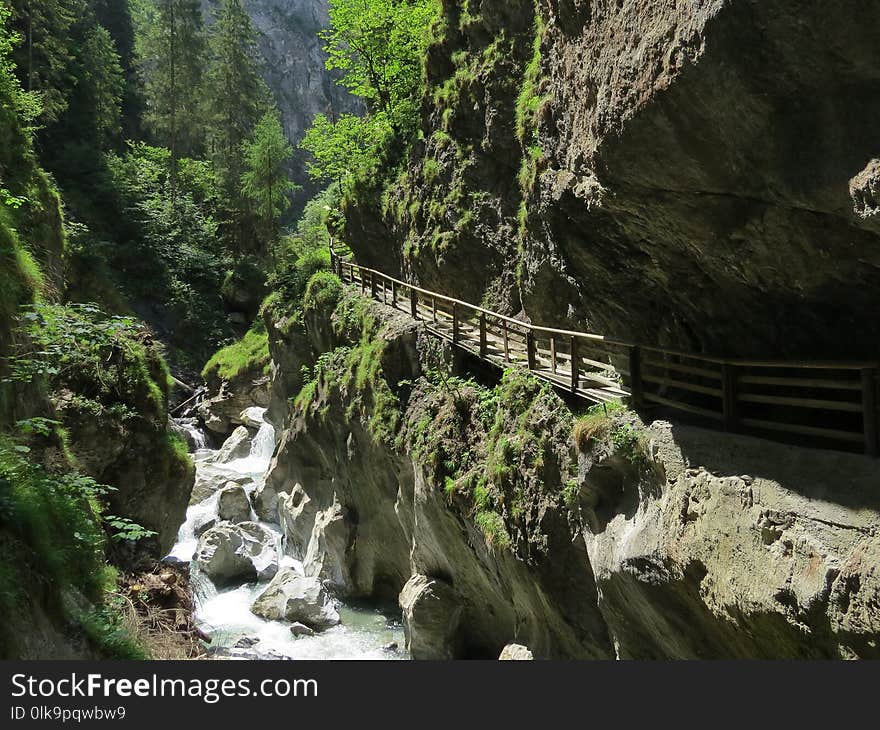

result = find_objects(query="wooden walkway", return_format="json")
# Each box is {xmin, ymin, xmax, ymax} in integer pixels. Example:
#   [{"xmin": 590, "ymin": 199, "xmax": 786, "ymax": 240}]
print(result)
[{"xmin": 330, "ymin": 247, "xmax": 880, "ymax": 456}]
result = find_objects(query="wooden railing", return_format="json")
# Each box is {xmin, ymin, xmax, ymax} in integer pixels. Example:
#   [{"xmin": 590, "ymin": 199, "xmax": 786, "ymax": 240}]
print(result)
[{"xmin": 329, "ymin": 247, "xmax": 880, "ymax": 456}]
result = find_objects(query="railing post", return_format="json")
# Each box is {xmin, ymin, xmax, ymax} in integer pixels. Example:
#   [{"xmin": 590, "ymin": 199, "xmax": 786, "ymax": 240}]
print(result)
[
  {"xmin": 550, "ymin": 336, "xmax": 557, "ymax": 374},
  {"xmin": 629, "ymin": 346, "xmax": 643, "ymax": 408},
  {"xmin": 370, "ymin": 272, "xmax": 377, "ymax": 300},
  {"xmin": 410, "ymin": 287, "xmax": 418, "ymax": 320},
  {"xmin": 479, "ymin": 313, "xmax": 487, "ymax": 357},
  {"xmin": 381, "ymin": 278, "xmax": 387, "ymax": 305},
  {"xmin": 391, "ymin": 280, "xmax": 397, "ymax": 308},
  {"xmin": 502, "ymin": 321, "xmax": 510, "ymax": 363},
  {"xmin": 570, "ymin": 336, "xmax": 579, "ymax": 393},
  {"xmin": 452, "ymin": 302, "xmax": 459, "ymax": 344},
  {"xmin": 862, "ymin": 368, "xmax": 878, "ymax": 457},
  {"xmin": 432, "ymin": 295, "xmax": 437, "ymax": 322},
  {"xmin": 360, "ymin": 268, "xmax": 366, "ymax": 294},
  {"xmin": 526, "ymin": 330, "xmax": 537, "ymax": 371},
  {"xmin": 722, "ymin": 363, "xmax": 739, "ymax": 432}
]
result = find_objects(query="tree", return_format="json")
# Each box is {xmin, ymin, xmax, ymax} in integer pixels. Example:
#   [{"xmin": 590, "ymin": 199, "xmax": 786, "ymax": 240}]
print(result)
[
  {"xmin": 77, "ymin": 25, "xmax": 123, "ymax": 150},
  {"xmin": 92, "ymin": 0, "xmax": 142, "ymax": 138},
  {"xmin": 205, "ymin": 0, "xmax": 268, "ymax": 254},
  {"xmin": 322, "ymin": 0, "xmax": 437, "ymax": 134},
  {"xmin": 139, "ymin": 0, "xmax": 206, "ymax": 211},
  {"xmin": 8, "ymin": 0, "xmax": 83, "ymax": 125},
  {"xmin": 241, "ymin": 109, "xmax": 298, "ymax": 261},
  {"xmin": 300, "ymin": 111, "xmax": 390, "ymax": 188}
]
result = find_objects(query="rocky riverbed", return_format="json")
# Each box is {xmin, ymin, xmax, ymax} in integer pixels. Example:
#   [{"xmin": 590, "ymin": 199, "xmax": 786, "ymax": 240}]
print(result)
[{"xmin": 167, "ymin": 408, "xmax": 404, "ymax": 660}]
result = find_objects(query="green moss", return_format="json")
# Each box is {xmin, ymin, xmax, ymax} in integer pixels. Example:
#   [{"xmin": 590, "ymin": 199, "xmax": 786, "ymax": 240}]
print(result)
[
  {"xmin": 515, "ymin": 11, "xmax": 549, "ymax": 145},
  {"xmin": 573, "ymin": 402, "xmax": 649, "ymax": 466},
  {"xmin": 201, "ymin": 325, "xmax": 270, "ymax": 384},
  {"xmin": 302, "ymin": 271, "xmax": 343, "ymax": 315}
]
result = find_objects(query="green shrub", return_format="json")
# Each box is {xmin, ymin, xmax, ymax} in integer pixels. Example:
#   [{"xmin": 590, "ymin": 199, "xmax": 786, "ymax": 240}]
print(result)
[{"xmin": 302, "ymin": 271, "xmax": 343, "ymax": 315}]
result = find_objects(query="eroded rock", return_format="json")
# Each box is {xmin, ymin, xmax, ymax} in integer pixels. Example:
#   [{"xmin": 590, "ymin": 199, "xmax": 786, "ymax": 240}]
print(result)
[
  {"xmin": 195, "ymin": 522, "xmax": 279, "ymax": 586},
  {"xmin": 217, "ymin": 485, "xmax": 252, "ymax": 523},
  {"xmin": 303, "ymin": 502, "xmax": 352, "ymax": 593},
  {"xmin": 399, "ymin": 574, "xmax": 462, "ymax": 660},
  {"xmin": 499, "ymin": 644, "xmax": 534, "ymax": 660},
  {"xmin": 251, "ymin": 568, "xmax": 340, "ymax": 630}
]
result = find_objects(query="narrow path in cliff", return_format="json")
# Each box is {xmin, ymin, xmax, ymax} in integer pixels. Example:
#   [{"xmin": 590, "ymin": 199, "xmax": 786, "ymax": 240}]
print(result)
[{"xmin": 167, "ymin": 409, "xmax": 404, "ymax": 660}]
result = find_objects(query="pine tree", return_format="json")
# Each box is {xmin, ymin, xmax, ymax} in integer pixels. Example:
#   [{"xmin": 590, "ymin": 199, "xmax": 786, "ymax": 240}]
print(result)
[
  {"xmin": 8, "ymin": 0, "xmax": 84, "ymax": 125},
  {"xmin": 140, "ymin": 0, "xmax": 205, "ymax": 209},
  {"xmin": 77, "ymin": 24, "xmax": 123, "ymax": 150},
  {"xmin": 205, "ymin": 0, "xmax": 268, "ymax": 255},
  {"xmin": 91, "ymin": 0, "xmax": 142, "ymax": 139},
  {"xmin": 241, "ymin": 109, "xmax": 297, "ymax": 261}
]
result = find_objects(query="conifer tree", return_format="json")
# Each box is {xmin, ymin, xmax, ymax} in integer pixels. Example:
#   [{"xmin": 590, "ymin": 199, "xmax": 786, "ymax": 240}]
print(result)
[
  {"xmin": 241, "ymin": 109, "xmax": 297, "ymax": 261},
  {"xmin": 140, "ymin": 0, "xmax": 205, "ymax": 209},
  {"xmin": 205, "ymin": 0, "xmax": 268, "ymax": 255}
]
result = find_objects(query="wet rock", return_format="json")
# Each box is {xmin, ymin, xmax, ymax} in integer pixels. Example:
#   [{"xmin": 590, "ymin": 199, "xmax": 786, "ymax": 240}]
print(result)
[
  {"xmin": 383, "ymin": 642, "xmax": 399, "ymax": 653},
  {"xmin": 303, "ymin": 502, "xmax": 352, "ymax": 592},
  {"xmin": 217, "ymin": 485, "xmax": 252, "ymax": 523},
  {"xmin": 290, "ymin": 622, "xmax": 315, "ymax": 638},
  {"xmin": 234, "ymin": 636, "xmax": 259, "ymax": 649},
  {"xmin": 499, "ymin": 644, "xmax": 534, "ymax": 660},
  {"xmin": 193, "ymin": 515, "xmax": 217, "ymax": 538},
  {"xmin": 213, "ymin": 426, "xmax": 253, "ymax": 464},
  {"xmin": 399, "ymin": 574, "xmax": 462, "ymax": 660},
  {"xmin": 199, "ymin": 381, "xmax": 270, "ymax": 437},
  {"xmin": 251, "ymin": 568, "xmax": 340, "ymax": 631},
  {"xmin": 190, "ymin": 466, "xmax": 251, "ymax": 505},
  {"xmin": 195, "ymin": 522, "xmax": 279, "ymax": 587}
]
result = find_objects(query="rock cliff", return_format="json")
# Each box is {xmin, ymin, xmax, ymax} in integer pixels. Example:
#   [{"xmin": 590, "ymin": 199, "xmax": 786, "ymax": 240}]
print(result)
[
  {"xmin": 259, "ymin": 288, "xmax": 880, "ymax": 658},
  {"xmin": 343, "ymin": 0, "xmax": 880, "ymax": 359}
]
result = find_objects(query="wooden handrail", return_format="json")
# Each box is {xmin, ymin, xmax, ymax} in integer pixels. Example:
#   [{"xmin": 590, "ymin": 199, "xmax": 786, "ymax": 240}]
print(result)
[{"xmin": 328, "ymin": 247, "xmax": 880, "ymax": 455}]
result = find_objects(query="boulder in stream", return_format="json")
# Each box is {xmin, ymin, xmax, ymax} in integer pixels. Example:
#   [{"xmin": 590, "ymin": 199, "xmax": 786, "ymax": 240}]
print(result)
[
  {"xmin": 213, "ymin": 426, "xmax": 253, "ymax": 464},
  {"xmin": 217, "ymin": 485, "xmax": 252, "ymax": 523},
  {"xmin": 251, "ymin": 568, "xmax": 340, "ymax": 630},
  {"xmin": 195, "ymin": 522, "xmax": 279, "ymax": 586},
  {"xmin": 190, "ymin": 467, "xmax": 251, "ymax": 505}
]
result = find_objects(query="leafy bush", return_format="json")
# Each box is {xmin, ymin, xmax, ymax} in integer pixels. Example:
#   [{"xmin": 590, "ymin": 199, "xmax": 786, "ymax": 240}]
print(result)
[{"xmin": 5, "ymin": 303, "xmax": 169, "ymax": 419}]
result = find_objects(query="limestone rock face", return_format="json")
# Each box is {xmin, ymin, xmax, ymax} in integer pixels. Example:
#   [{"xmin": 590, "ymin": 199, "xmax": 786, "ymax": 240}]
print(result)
[
  {"xmin": 303, "ymin": 502, "xmax": 353, "ymax": 593},
  {"xmin": 399, "ymin": 575, "xmax": 463, "ymax": 661},
  {"xmin": 259, "ymin": 293, "xmax": 880, "ymax": 658},
  {"xmin": 250, "ymin": 568, "xmax": 340, "ymax": 630},
  {"xmin": 277, "ymin": 483, "xmax": 318, "ymax": 559},
  {"xmin": 499, "ymin": 644, "xmax": 534, "ymax": 661},
  {"xmin": 195, "ymin": 522, "xmax": 279, "ymax": 586},
  {"xmin": 199, "ymin": 380, "xmax": 270, "ymax": 437},
  {"xmin": 217, "ymin": 485, "xmax": 252, "ymax": 523}
]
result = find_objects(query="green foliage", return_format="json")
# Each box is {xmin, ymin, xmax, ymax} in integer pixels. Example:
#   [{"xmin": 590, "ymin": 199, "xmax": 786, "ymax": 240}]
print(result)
[
  {"xmin": 300, "ymin": 112, "xmax": 393, "ymax": 189},
  {"xmin": 241, "ymin": 109, "xmax": 298, "ymax": 256},
  {"xmin": 302, "ymin": 0, "xmax": 439, "ymax": 191},
  {"xmin": 323, "ymin": 0, "xmax": 438, "ymax": 132},
  {"xmin": 137, "ymin": 0, "xmax": 206, "ymax": 159},
  {"xmin": 4, "ymin": 302, "xmax": 168, "ymax": 419},
  {"xmin": 70, "ymin": 141, "xmax": 232, "ymax": 368},
  {"xmin": 201, "ymin": 323, "xmax": 270, "ymax": 384},
  {"xmin": 205, "ymin": 0, "xmax": 269, "ymax": 253},
  {"xmin": 0, "ymin": 436, "xmax": 108, "ymax": 654},
  {"xmin": 77, "ymin": 24, "xmax": 124, "ymax": 150},
  {"xmin": 515, "ymin": 12, "xmax": 548, "ymax": 145},
  {"xmin": 7, "ymin": 0, "xmax": 80, "ymax": 125},
  {"xmin": 573, "ymin": 403, "xmax": 649, "ymax": 466},
  {"xmin": 103, "ymin": 515, "xmax": 157, "ymax": 543}
]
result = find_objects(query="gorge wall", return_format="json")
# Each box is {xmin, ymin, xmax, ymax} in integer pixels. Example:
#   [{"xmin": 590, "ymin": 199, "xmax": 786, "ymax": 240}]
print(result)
[
  {"xmin": 253, "ymin": 285, "xmax": 880, "ymax": 659},
  {"xmin": 342, "ymin": 0, "xmax": 880, "ymax": 359}
]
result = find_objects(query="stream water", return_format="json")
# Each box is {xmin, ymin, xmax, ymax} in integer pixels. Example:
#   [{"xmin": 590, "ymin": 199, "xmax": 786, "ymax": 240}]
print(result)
[{"xmin": 167, "ymin": 409, "xmax": 405, "ymax": 660}]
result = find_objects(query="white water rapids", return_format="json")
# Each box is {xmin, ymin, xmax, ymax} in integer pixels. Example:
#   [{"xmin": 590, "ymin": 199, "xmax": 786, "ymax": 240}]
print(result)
[{"xmin": 167, "ymin": 409, "xmax": 405, "ymax": 660}]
